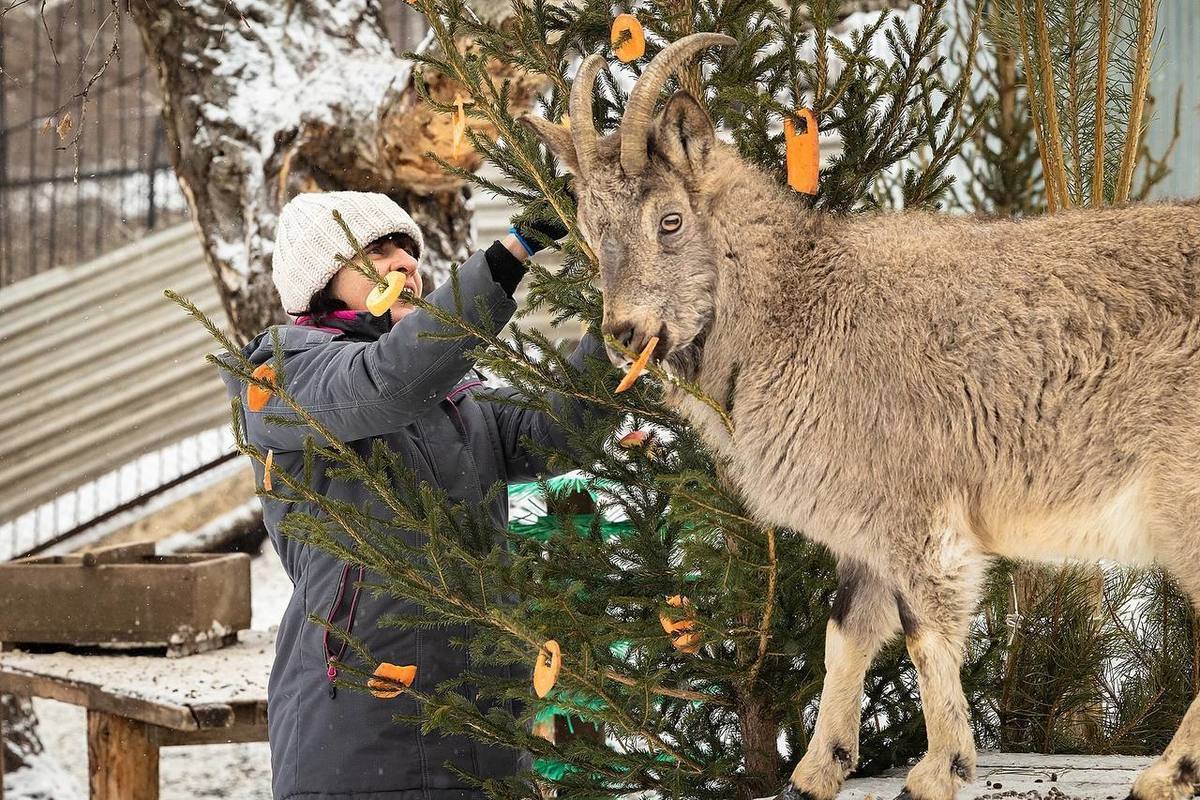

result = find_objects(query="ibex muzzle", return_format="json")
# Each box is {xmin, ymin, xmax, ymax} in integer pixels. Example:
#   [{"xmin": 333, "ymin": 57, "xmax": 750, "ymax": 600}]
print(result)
[{"xmin": 521, "ymin": 31, "xmax": 1200, "ymax": 800}]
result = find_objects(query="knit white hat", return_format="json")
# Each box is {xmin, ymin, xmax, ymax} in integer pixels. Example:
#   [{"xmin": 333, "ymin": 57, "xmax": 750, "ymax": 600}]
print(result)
[{"xmin": 271, "ymin": 191, "xmax": 425, "ymax": 315}]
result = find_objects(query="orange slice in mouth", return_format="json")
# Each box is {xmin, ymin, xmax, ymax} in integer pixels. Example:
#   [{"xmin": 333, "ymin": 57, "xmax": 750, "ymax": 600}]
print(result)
[
  {"xmin": 368, "ymin": 662, "xmax": 417, "ymax": 699},
  {"xmin": 615, "ymin": 335, "xmax": 658, "ymax": 394},
  {"xmin": 366, "ymin": 272, "xmax": 407, "ymax": 317},
  {"xmin": 533, "ymin": 640, "xmax": 561, "ymax": 698}
]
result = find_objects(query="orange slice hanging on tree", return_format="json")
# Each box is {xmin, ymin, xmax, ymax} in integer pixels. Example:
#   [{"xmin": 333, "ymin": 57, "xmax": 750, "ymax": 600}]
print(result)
[
  {"xmin": 611, "ymin": 14, "xmax": 645, "ymax": 63},
  {"xmin": 615, "ymin": 335, "xmax": 658, "ymax": 394},
  {"xmin": 247, "ymin": 363, "xmax": 276, "ymax": 412},
  {"xmin": 366, "ymin": 271, "xmax": 407, "ymax": 317},
  {"xmin": 368, "ymin": 662, "xmax": 417, "ymax": 699},
  {"xmin": 533, "ymin": 640, "xmax": 561, "ymax": 698},
  {"xmin": 659, "ymin": 595, "xmax": 702, "ymax": 654},
  {"xmin": 784, "ymin": 108, "xmax": 819, "ymax": 195}
]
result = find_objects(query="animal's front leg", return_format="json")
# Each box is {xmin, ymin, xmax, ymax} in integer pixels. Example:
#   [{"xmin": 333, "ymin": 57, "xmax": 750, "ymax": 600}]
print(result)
[
  {"xmin": 775, "ymin": 561, "xmax": 902, "ymax": 800},
  {"xmin": 894, "ymin": 537, "xmax": 986, "ymax": 800}
]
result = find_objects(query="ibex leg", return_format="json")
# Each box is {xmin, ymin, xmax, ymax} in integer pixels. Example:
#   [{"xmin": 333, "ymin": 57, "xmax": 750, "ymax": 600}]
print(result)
[{"xmin": 776, "ymin": 560, "xmax": 901, "ymax": 800}]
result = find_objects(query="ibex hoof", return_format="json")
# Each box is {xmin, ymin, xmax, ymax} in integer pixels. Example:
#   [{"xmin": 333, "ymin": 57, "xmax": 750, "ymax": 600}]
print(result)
[{"xmin": 773, "ymin": 784, "xmax": 818, "ymax": 800}]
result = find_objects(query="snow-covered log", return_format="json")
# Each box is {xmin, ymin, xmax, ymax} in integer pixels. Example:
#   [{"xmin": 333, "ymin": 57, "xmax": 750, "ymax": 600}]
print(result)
[{"xmin": 128, "ymin": 0, "xmax": 545, "ymax": 341}]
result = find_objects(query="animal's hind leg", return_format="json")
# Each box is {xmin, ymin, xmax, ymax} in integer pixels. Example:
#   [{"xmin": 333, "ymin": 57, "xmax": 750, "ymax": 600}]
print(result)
[
  {"xmin": 894, "ymin": 528, "xmax": 987, "ymax": 800},
  {"xmin": 775, "ymin": 560, "xmax": 903, "ymax": 800},
  {"xmin": 1128, "ymin": 558, "xmax": 1200, "ymax": 800}
]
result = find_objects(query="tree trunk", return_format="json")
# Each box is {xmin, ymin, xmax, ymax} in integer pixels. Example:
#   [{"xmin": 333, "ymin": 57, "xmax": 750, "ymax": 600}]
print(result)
[
  {"xmin": 127, "ymin": 0, "xmax": 543, "ymax": 343},
  {"xmin": 1, "ymin": 694, "xmax": 42, "ymax": 774}
]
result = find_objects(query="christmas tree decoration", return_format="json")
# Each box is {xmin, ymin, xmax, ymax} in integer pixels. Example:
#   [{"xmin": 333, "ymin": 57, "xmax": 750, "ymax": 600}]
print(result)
[
  {"xmin": 784, "ymin": 108, "xmax": 819, "ymax": 195},
  {"xmin": 246, "ymin": 363, "xmax": 276, "ymax": 412},
  {"xmin": 263, "ymin": 449, "xmax": 274, "ymax": 491},
  {"xmin": 610, "ymin": 14, "xmax": 646, "ymax": 63},
  {"xmin": 659, "ymin": 594, "xmax": 702, "ymax": 654},
  {"xmin": 533, "ymin": 639, "xmax": 561, "ymax": 698},
  {"xmin": 368, "ymin": 662, "xmax": 417, "ymax": 699},
  {"xmin": 365, "ymin": 272, "xmax": 407, "ymax": 317},
  {"xmin": 614, "ymin": 335, "xmax": 658, "ymax": 393}
]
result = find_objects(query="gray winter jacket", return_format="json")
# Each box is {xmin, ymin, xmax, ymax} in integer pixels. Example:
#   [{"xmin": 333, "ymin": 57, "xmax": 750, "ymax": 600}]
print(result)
[{"xmin": 216, "ymin": 247, "xmax": 609, "ymax": 800}]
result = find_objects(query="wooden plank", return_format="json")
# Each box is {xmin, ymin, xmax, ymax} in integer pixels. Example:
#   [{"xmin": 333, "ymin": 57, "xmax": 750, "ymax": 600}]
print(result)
[
  {"xmin": 149, "ymin": 723, "xmax": 268, "ymax": 748},
  {"xmin": 87, "ymin": 710, "xmax": 159, "ymax": 800},
  {"xmin": 0, "ymin": 668, "xmax": 196, "ymax": 730},
  {"xmin": 0, "ymin": 629, "xmax": 272, "ymax": 732}
]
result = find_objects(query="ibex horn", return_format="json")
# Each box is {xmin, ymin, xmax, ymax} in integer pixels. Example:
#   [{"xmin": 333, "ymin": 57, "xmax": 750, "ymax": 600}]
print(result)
[
  {"xmin": 619, "ymin": 32, "xmax": 736, "ymax": 177},
  {"xmin": 570, "ymin": 54, "xmax": 606, "ymax": 178}
]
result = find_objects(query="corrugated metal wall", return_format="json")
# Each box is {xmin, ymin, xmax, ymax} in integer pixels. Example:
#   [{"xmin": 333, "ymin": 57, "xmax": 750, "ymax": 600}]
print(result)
[{"xmin": 1146, "ymin": 0, "xmax": 1199, "ymax": 200}]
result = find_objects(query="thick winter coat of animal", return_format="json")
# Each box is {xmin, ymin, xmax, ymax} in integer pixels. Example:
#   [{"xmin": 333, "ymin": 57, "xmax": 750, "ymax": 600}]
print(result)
[{"xmin": 521, "ymin": 33, "xmax": 1200, "ymax": 800}]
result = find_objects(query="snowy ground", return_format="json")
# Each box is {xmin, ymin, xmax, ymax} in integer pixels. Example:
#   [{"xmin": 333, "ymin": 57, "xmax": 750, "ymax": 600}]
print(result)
[{"xmin": 2, "ymin": 547, "xmax": 1157, "ymax": 800}]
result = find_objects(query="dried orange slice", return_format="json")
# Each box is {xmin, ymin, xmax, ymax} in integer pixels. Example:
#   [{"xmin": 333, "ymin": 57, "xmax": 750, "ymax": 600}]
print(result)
[
  {"xmin": 784, "ymin": 108, "xmax": 819, "ymax": 195},
  {"xmin": 368, "ymin": 662, "xmax": 417, "ymax": 699},
  {"xmin": 615, "ymin": 335, "xmax": 658, "ymax": 394},
  {"xmin": 659, "ymin": 595, "xmax": 701, "ymax": 653},
  {"xmin": 533, "ymin": 640, "xmax": 561, "ymax": 698},
  {"xmin": 247, "ymin": 363, "xmax": 276, "ymax": 412},
  {"xmin": 611, "ymin": 14, "xmax": 645, "ymax": 62},
  {"xmin": 366, "ymin": 271, "xmax": 406, "ymax": 317},
  {"xmin": 618, "ymin": 430, "xmax": 650, "ymax": 448},
  {"xmin": 263, "ymin": 449, "xmax": 274, "ymax": 491}
]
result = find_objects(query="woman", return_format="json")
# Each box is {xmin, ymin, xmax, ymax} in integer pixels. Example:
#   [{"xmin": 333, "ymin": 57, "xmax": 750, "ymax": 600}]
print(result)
[{"xmin": 217, "ymin": 190, "xmax": 609, "ymax": 800}]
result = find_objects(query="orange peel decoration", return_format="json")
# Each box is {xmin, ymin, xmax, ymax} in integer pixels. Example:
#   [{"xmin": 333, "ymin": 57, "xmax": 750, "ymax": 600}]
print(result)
[
  {"xmin": 615, "ymin": 335, "xmax": 658, "ymax": 394},
  {"xmin": 784, "ymin": 108, "xmax": 819, "ymax": 195},
  {"xmin": 450, "ymin": 94, "xmax": 467, "ymax": 158},
  {"xmin": 263, "ymin": 449, "xmax": 274, "ymax": 491},
  {"xmin": 366, "ymin": 271, "xmax": 406, "ymax": 317},
  {"xmin": 611, "ymin": 14, "xmax": 646, "ymax": 62},
  {"xmin": 533, "ymin": 639, "xmax": 561, "ymax": 698},
  {"xmin": 368, "ymin": 662, "xmax": 417, "ymax": 699},
  {"xmin": 659, "ymin": 595, "xmax": 701, "ymax": 654},
  {"xmin": 247, "ymin": 363, "xmax": 276, "ymax": 412}
]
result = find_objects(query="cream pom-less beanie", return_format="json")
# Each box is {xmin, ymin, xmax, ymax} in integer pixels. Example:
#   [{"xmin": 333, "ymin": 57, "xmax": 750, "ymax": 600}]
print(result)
[{"xmin": 271, "ymin": 191, "xmax": 425, "ymax": 315}]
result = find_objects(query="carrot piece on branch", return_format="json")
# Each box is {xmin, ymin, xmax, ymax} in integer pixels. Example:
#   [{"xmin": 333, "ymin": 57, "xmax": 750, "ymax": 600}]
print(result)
[
  {"xmin": 533, "ymin": 640, "xmax": 561, "ymax": 698},
  {"xmin": 610, "ymin": 14, "xmax": 646, "ymax": 62},
  {"xmin": 784, "ymin": 108, "xmax": 819, "ymax": 195},
  {"xmin": 247, "ymin": 363, "xmax": 276, "ymax": 412}
]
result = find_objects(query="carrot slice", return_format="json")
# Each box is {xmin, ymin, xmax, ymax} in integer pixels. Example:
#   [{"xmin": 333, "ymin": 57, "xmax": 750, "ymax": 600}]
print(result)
[
  {"xmin": 368, "ymin": 662, "xmax": 417, "ymax": 699},
  {"xmin": 618, "ymin": 430, "xmax": 650, "ymax": 448},
  {"xmin": 533, "ymin": 640, "xmax": 561, "ymax": 698},
  {"xmin": 784, "ymin": 108, "xmax": 819, "ymax": 195},
  {"xmin": 615, "ymin": 335, "xmax": 658, "ymax": 394},
  {"xmin": 611, "ymin": 14, "xmax": 646, "ymax": 62},
  {"xmin": 263, "ymin": 449, "xmax": 274, "ymax": 492},
  {"xmin": 247, "ymin": 363, "xmax": 276, "ymax": 412}
]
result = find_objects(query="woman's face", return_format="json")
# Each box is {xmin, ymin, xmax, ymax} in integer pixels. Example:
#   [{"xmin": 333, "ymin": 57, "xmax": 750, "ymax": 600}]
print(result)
[{"xmin": 328, "ymin": 235, "xmax": 423, "ymax": 323}]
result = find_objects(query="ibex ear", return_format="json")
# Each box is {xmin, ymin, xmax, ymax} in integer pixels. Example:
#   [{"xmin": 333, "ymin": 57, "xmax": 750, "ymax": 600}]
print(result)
[
  {"xmin": 653, "ymin": 91, "xmax": 715, "ymax": 174},
  {"xmin": 517, "ymin": 114, "xmax": 580, "ymax": 175}
]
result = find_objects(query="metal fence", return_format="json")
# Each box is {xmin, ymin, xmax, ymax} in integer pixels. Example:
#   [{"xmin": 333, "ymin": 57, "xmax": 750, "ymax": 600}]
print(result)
[{"xmin": 0, "ymin": 2, "xmax": 431, "ymax": 558}]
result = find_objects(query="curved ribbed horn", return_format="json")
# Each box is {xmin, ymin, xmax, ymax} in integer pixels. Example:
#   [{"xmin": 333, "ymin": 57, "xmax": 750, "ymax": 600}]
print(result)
[
  {"xmin": 619, "ymin": 32, "xmax": 736, "ymax": 177},
  {"xmin": 570, "ymin": 54, "xmax": 606, "ymax": 178}
]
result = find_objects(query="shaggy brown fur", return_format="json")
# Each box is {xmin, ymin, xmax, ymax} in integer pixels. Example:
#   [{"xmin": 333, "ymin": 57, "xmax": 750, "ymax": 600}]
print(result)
[{"xmin": 522, "ymin": 34, "xmax": 1200, "ymax": 800}]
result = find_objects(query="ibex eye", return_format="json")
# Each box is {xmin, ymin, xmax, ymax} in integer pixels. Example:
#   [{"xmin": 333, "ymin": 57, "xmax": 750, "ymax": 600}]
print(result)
[{"xmin": 660, "ymin": 213, "xmax": 683, "ymax": 234}]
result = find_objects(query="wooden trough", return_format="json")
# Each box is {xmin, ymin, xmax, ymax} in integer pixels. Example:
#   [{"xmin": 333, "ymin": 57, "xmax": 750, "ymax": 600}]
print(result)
[{"xmin": 0, "ymin": 540, "xmax": 250, "ymax": 657}]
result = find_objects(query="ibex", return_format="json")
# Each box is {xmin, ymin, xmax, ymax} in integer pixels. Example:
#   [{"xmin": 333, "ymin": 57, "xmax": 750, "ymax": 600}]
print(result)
[{"xmin": 520, "ymin": 32, "xmax": 1200, "ymax": 800}]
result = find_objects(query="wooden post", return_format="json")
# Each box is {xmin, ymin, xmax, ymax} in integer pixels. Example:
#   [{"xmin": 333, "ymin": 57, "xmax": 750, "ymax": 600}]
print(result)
[{"xmin": 87, "ymin": 710, "xmax": 159, "ymax": 800}]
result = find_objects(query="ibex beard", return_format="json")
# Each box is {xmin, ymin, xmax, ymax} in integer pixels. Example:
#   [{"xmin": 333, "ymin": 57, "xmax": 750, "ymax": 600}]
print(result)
[{"xmin": 520, "ymin": 33, "xmax": 1200, "ymax": 800}]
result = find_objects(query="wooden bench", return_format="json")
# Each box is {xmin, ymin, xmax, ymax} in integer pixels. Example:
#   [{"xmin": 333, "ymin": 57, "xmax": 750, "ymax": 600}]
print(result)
[{"xmin": 0, "ymin": 629, "xmax": 272, "ymax": 799}]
